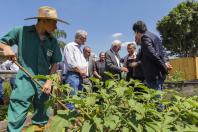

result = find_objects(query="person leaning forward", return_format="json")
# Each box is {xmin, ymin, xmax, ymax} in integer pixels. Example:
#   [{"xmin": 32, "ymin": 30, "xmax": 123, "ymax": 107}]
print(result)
[
  {"xmin": 105, "ymin": 40, "xmax": 128, "ymax": 80},
  {"xmin": 0, "ymin": 6, "xmax": 69, "ymax": 132},
  {"xmin": 132, "ymin": 20, "xmax": 172, "ymax": 90}
]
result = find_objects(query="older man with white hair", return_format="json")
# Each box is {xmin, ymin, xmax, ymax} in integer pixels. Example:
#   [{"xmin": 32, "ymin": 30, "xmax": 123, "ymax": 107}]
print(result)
[
  {"xmin": 105, "ymin": 40, "xmax": 128, "ymax": 80},
  {"xmin": 64, "ymin": 29, "xmax": 88, "ymax": 97}
]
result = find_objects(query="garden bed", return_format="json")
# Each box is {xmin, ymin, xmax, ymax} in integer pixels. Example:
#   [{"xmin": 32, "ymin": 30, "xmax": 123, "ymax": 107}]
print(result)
[{"xmin": 164, "ymin": 80, "xmax": 198, "ymax": 97}]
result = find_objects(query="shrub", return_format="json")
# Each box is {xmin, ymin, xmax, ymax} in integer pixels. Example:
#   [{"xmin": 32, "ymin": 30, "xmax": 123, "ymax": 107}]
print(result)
[{"xmin": 35, "ymin": 74, "xmax": 198, "ymax": 132}]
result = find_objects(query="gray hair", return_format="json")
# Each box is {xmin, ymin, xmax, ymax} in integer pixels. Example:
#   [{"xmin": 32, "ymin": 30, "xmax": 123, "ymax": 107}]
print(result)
[
  {"xmin": 75, "ymin": 29, "xmax": 88, "ymax": 39},
  {"xmin": 111, "ymin": 40, "xmax": 121, "ymax": 48},
  {"xmin": 83, "ymin": 46, "xmax": 91, "ymax": 51},
  {"xmin": 127, "ymin": 41, "xmax": 137, "ymax": 48}
]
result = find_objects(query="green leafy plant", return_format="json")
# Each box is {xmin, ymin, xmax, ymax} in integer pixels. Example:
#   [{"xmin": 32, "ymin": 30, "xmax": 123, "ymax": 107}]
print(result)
[
  {"xmin": 34, "ymin": 74, "xmax": 198, "ymax": 132},
  {"xmin": 2, "ymin": 81, "xmax": 12, "ymax": 104},
  {"xmin": 166, "ymin": 70, "xmax": 184, "ymax": 82},
  {"xmin": 0, "ymin": 105, "xmax": 8, "ymax": 121},
  {"xmin": 0, "ymin": 81, "xmax": 12, "ymax": 121}
]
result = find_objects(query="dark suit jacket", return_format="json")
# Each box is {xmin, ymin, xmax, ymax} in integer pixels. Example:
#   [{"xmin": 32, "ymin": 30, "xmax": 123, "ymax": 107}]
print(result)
[
  {"xmin": 140, "ymin": 31, "xmax": 168, "ymax": 81},
  {"xmin": 105, "ymin": 49, "xmax": 122, "ymax": 75}
]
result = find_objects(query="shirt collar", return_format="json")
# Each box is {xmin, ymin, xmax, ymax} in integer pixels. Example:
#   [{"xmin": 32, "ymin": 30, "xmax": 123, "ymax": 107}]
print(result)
[{"xmin": 73, "ymin": 41, "xmax": 81, "ymax": 48}]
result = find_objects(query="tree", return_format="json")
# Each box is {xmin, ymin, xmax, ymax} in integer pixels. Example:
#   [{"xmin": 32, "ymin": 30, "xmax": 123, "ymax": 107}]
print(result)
[
  {"xmin": 157, "ymin": 0, "xmax": 198, "ymax": 57},
  {"xmin": 53, "ymin": 30, "xmax": 67, "ymax": 49}
]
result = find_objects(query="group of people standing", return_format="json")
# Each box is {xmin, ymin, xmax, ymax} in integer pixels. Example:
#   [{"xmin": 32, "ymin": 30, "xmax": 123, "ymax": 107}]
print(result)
[
  {"xmin": 0, "ymin": 60, "xmax": 19, "ymax": 105},
  {"xmin": 0, "ymin": 6, "xmax": 172, "ymax": 132}
]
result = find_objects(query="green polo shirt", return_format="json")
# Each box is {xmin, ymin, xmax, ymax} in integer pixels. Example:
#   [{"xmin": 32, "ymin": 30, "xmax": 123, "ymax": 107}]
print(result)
[
  {"xmin": 0, "ymin": 25, "xmax": 62, "ymax": 75},
  {"xmin": 0, "ymin": 25, "xmax": 62, "ymax": 99}
]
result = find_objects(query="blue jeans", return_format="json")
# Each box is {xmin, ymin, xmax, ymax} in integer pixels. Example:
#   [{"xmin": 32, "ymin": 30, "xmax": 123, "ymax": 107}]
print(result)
[
  {"xmin": 146, "ymin": 76, "xmax": 165, "ymax": 111},
  {"xmin": 10, "ymin": 77, "xmax": 16, "ymax": 90},
  {"xmin": 65, "ymin": 71, "xmax": 83, "ymax": 95},
  {"xmin": 65, "ymin": 71, "xmax": 83, "ymax": 110},
  {"xmin": 0, "ymin": 79, "xmax": 4, "ymax": 105}
]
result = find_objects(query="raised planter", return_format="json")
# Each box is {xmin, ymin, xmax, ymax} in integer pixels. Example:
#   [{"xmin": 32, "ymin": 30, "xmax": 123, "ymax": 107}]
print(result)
[{"xmin": 164, "ymin": 80, "xmax": 198, "ymax": 96}]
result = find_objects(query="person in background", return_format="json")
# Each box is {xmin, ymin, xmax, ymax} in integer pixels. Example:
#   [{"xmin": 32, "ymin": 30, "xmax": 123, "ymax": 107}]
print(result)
[
  {"xmin": 1, "ymin": 59, "xmax": 19, "ymax": 89},
  {"xmin": 123, "ymin": 42, "xmax": 142, "ymax": 81},
  {"xmin": 0, "ymin": 6, "xmax": 65, "ymax": 131},
  {"xmin": 57, "ymin": 61, "xmax": 66, "ymax": 84},
  {"xmin": 105, "ymin": 40, "xmax": 128, "ymax": 80},
  {"xmin": 132, "ymin": 20, "xmax": 172, "ymax": 90},
  {"xmin": 83, "ymin": 46, "xmax": 95, "ymax": 86},
  {"xmin": 0, "ymin": 61, "xmax": 4, "ymax": 105},
  {"xmin": 83, "ymin": 46, "xmax": 95, "ymax": 77},
  {"xmin": 64, "ymin": 29, "xmax": 88, "ymax": 95},
  {"xmin": 93, "ymin": 52, "xmax": 107, "ymax": 81}
]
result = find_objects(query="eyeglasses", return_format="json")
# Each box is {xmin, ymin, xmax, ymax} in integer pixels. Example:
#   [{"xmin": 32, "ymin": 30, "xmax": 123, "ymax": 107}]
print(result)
[{"xmin": 80, "ymin": 36, "xmax": 87, "ymax": 40}]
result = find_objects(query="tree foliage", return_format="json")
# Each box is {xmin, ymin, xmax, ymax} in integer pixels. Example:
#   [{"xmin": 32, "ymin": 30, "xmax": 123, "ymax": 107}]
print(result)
[
  {"xmin": 53, "ymin": 30, "xmax": 67, "ymax": 49},
  {"xmin": 157, "ymin": 0, "xmax": 198, "ymax": 57}
]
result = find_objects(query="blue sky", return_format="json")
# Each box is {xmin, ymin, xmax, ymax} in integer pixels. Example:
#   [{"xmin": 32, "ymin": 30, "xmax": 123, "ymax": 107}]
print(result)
[{"xmin": 0, "ymin": 0, "xmax": 183, "ymax": 57}]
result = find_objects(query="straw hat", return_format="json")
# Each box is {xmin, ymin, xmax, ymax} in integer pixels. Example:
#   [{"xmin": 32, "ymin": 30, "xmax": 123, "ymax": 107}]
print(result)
[{"xmin": 24, "ymin": 6, "xmax": 69, "ymax": 25}]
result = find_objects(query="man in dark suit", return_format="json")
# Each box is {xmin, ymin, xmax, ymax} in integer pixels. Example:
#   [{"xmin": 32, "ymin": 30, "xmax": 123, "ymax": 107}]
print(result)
[
  {"xmin": 132, "ymin": 20, "xmax": 172, "ymax": 90},
  {"xmin": 106, "ymin": 40, "xmax": 128, "ymax": 80}
]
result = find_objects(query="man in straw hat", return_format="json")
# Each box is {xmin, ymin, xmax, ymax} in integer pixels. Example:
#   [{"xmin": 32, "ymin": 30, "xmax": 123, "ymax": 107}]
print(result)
[{"xmin": 0, "ymin": 6, "xmax": 69, "ymax": 131}]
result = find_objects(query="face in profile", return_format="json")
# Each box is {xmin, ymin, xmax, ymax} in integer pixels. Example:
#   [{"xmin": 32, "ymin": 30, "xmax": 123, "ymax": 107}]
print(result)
[
  {"xmin": 77, "ymin": 35, "xmax": 87, "ymax": 45},
  {"xmin": 127, "ymin": 45, "xmax": 136, "ymax": 55},
  {"xmin": 83, "ymin": 48, "xmax": 91, "ymax": 58},
  {"xmin": 43, "ymin": 19, "xmax": 57, "ymax": 33},
  {"xmin": 135, "ymin": 33, "xmax": 141, "ymax": 45}
]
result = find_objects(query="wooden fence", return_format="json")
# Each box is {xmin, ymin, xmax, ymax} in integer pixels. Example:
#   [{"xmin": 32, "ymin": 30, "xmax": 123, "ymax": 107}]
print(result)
[{"xmin": 169, "ymin": 57, "xmax": 198, "ymax": 80}]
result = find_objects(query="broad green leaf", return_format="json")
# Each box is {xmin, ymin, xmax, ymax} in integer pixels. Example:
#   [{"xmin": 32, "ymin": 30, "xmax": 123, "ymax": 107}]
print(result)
[
  {"xmin": 114, "ymin": 86, "xmax": 127, "ymax": 96},
  {"xmin": 105, "ymin": 79, "xmax": 116, "ymax": 89},
  {"xmin": 187, "ymin": 99, "xmax": 198, "ymax": 107},
  {"xmin": 83, "ymin": 84, "xmax": 92, "ymax": 93},
  {"xmin": 93, "ymin": 116, "xmax": 103, "ymax": 131},
  {"xmin": 89, "ymin": 77, "xmax": 100, "ymax": 85},
  {"xmin": 145, "ymin": 124, "xmax": 156, "ymax": 132},
  {"xmin": 104, "ymin": 115, "xmax": 120, "ymax": 130},
  {"xmin": 122, "ymin": 127, "xmax": 130, "ymax": 132},
  {"xmin": 86, "ymin": 96, "xmax": 96, "ymax": 106},
  {"xmin": 145, "ymin": 122, "xmax": 160, "ymax": 131},
  {"xmin": 128, "ymin": 99, "xmax": 136, "ymax": 108},
  {"xmin": 48, "ymin": 115, "xmax": 70, "ymax": 132},
  {"xmin": 135, "ymin": 113, "xmax": 144, "ymax": 120},
  {"xmin": 188, "ymin": 111, "xmax": 198, "ymax": 118},
  {"xmin": 182, "ymin": 124, "xmax": 198, "ymax": 131},
  {"xmin": 81, "ymin": 120, "xmax": 92, "ymax": 132},
  {"xmin": 163, "ymin": 113, "xmax": 177, "ymax": 125}
]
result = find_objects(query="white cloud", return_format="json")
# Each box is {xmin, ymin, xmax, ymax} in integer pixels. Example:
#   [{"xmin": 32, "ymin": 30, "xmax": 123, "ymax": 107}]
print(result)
[
  {"xmin": 112, "ymin": 33, "xmax": 123, "ymax": 38},
  {"xmin": 121, "ymin": 41, "xmax": 136, "ymax": 47}
]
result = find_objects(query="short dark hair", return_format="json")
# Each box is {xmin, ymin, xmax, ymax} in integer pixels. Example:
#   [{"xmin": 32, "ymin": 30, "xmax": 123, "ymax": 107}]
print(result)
[
  {"xmin": 132, "ymin": 20, "xmax": 147, "ymax": 33},
  {"xmin": 99, "ymin": 52, "xmax": 105, "ymax": 56},
  {"xmin": 127, "ymin": 43, "xmax": 136, "ymax": 49},
  {"xmin": 83, "ymin": 46, "xmax": 91, "ymax": 52}
]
